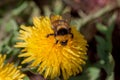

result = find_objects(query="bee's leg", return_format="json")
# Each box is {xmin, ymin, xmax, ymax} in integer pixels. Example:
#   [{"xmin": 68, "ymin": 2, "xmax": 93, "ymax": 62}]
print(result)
[
  {"xmin": 46, "ymin": 33, "xmax": 55, "ymax": 37},
  {"xmin": 69, "ymin": 33, "xmax": 74, "ymax": 38},
  {"xmin": 60, "ymin": 40, "xmax": 68, "ymax": 46},
  {"xmin": 55, "ymin": 40, "xmax": 59, "ymax": 44}
]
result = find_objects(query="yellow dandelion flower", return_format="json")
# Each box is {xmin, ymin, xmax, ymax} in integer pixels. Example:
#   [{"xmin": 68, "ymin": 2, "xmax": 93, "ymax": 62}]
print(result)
[
  {"xmin": 15, "ymin": 15, "xmax": 87, "ymax": 80},
  {"xmin": 0, "ymin": 54, "xmax": 25, "ymax": 80}
]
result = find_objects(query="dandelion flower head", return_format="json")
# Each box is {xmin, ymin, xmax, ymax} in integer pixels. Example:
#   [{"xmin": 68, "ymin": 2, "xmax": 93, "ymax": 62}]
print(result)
[
  {"xmin": 15, "ymin": 15, "xmax": 88, "ymax": 80},
  {"xmin": 0, "ymin": 54, "xmax": 25, "ymax": 80}
]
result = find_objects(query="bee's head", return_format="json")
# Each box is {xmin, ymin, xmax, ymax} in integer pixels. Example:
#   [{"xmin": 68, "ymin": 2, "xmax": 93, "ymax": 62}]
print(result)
[{"xmin": 57, "ymin": 28, "xmax": 69, "ymax": 35}]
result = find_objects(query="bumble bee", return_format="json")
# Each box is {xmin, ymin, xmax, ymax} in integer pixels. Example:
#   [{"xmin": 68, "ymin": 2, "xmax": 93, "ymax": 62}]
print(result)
[{"xmin": 47, "ymin": 13, "xmax": 73, "ymax": 46}]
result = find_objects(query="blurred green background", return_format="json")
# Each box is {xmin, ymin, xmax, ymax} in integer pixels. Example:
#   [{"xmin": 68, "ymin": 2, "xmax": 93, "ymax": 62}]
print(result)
[{"xmin": 0, "ymin": 0, "xmax": 120, "ymax": 80}]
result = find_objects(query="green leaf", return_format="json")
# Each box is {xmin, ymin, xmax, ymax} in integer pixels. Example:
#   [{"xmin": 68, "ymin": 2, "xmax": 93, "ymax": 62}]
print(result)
[
  {"xmin": 106, "ymin": 72, "xmax": 114, "ymax": 80},
  {"xmin": 12, "ymin": 1, "xmax": 28, "ymax": 16},
  {"xmin": 24, "ymin": 76, "xmax": 30, "ymax": 80},
  {"xmin": 87, "ymin": 67, "xmax": 100, "ymax": 80},
  {"xmin": 95, "ymin": 23, "xmax": 115, "ymax": 80},
  {"xmin": 95, "ymin": 36, "xmax": 109, "ymax": 61},
  {"xmin": 53, "ymin": 0, "xmax": 63, "ymax": 14},
  {"xmin": 96, "ymin": 23, "xmax": 107, "ymax": 34},
  {"xmin": 5, "ymin": 19, "xmax": 18, "ymax": 32}
]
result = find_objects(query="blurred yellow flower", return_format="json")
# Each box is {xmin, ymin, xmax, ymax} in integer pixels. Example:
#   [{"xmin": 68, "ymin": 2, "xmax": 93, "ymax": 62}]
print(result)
[
  {"xmin": 0, "ymin": 54, "xmax": 25, "ymax": 80},
  {"xmin": 15, "ymin": 15, "xmax": 87, "ymax": 80}
]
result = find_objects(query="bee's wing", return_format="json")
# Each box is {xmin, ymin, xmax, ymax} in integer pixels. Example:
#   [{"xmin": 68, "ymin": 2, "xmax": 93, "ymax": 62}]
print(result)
[
  {"xmin": 50, "ymin": 13, "xmax": 58, "ymax": 29},
  {"xmin": 62, "ymin": 12, "xmax": 71, "ymax": 22},
  {"xmin": 50, "ymin": 13, "xmax": 55, "ymax": 23}
]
